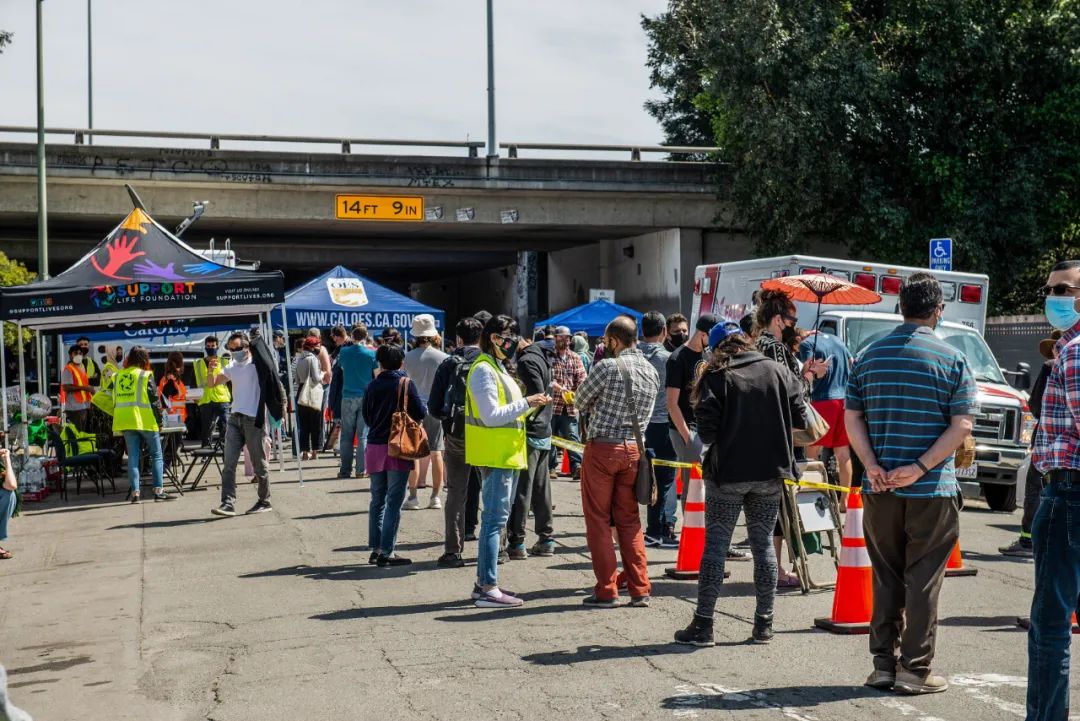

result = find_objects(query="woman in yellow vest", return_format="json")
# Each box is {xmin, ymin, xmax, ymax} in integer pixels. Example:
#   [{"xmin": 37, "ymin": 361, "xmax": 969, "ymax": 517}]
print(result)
[
  {"xmin": 158, "ymin": 351, "xmax": 189, "ymax": 424},
  {"xmin": 464, "ymin": 315, "xmax": 550, "ymax": 609},
  {"xmin": 112, "ymin": 347, "xmax": 174, "ymax": 503}
]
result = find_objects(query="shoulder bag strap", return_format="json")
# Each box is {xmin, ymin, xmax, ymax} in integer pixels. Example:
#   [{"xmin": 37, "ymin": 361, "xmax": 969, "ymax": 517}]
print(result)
[
  {"xmin": 616, "ymin": 358, "xmax": 647, "ymax": 455},
  {"xmin": 397, "ymin": 376, "xmax": 409, "ymax": 412}
]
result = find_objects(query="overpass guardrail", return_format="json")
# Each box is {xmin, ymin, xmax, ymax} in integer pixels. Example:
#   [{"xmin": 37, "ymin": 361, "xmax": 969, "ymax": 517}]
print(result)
[{"xmin": 0, "ymin": 125, "xmax": 721, "ymax": 162}]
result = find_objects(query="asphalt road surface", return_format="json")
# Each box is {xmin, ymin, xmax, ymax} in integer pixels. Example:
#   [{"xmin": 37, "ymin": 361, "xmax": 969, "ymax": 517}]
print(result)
[{"xmin": 0, "ymin": 458, "xmax": 1063, "ymax": 721}]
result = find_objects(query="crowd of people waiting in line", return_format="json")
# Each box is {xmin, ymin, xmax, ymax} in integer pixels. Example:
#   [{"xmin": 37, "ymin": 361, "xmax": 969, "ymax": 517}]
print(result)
[{"xmin": 8, "ymin": 264, "xmax": 1080, "ymax": 719}]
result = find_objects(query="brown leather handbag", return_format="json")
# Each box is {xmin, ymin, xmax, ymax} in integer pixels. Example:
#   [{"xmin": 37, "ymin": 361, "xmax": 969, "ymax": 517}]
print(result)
[{"xmin": 388, "ymin": 377, "xmax": 430, "ymax": 460}]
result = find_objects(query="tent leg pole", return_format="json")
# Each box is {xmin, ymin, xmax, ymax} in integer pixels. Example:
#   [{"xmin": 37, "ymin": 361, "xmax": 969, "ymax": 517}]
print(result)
[
  {"xmin": 280, "ymin": 302, "xmax": 302, "ymax": 485},
  {"xmin": 262, "ymin": 311, "xmax": 284, "ymax": 475},
  {"xmin": 17, "ymin": 322, "xmax": 28, "ymax": 456},
  {"xmin": 1, "ymin": 322, "xmax": 8, "ymax": 434}
]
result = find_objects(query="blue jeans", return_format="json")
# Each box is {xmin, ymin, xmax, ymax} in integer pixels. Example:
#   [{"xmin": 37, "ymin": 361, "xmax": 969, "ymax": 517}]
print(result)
[
  {"xmin": 124, "ymin": 430, "xmax": 163, "ymax": 494},
  {"xmin": 1028, "ymin": 479, "xmax": 1080, "ymax": 721},
  {"xmin": 645, "ymin": 422, "xmax": 677, "ymax": 537},
  {"xmin": 369, "ymin": 470, "xmax": 410, "ymax": 555},
  {"xmin": 549, "ymin": 414, "xmax": 581, "ymax": 472},
  {"xmin": 339, "ymin": 395, "xmax": 367, "ymax": 476},
  {"xmin": 0, "ymin": 488, "xmax": 15, "ymax": 541},
  {"xmin": 477, "ymin": 467, "xmax": 518, "ymax": 587}
]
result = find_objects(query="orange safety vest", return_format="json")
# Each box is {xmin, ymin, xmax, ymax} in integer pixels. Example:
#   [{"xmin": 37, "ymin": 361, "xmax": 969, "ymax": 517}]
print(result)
[
  {"xmin": 157, "ymin": 374, "xmax": 188, "ymax": 422},
  {"xmin": 60, "ymin": 362, "xmax": 92, "ymax": 406}
]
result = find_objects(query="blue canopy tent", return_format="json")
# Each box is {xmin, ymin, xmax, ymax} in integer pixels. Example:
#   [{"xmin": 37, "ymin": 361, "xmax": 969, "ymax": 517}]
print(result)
[
  {"xmin": 535, "ymin": 299, "xmax": 643, "ymax": 337},
  {"xmin": 276, "ymin": 266, "xmax": 444, "ymax": 340}
]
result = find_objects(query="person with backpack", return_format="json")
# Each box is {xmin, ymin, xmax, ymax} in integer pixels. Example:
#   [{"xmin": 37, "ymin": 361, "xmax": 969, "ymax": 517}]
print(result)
[{"xmin": 429, "ymin": 317, "xmax": 484, "ymax": 568}]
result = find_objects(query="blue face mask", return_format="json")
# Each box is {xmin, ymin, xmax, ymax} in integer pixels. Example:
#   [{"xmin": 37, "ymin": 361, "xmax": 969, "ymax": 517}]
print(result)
[{"xmin": 1045, "ymin": 295, "xmax": 1080, "ymax": 331}]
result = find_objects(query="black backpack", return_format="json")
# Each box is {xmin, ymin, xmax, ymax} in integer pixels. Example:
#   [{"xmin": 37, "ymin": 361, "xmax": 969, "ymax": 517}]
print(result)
[{"xmin": 443, "ymin": 354, "xmax": 474, "ymax": 440}]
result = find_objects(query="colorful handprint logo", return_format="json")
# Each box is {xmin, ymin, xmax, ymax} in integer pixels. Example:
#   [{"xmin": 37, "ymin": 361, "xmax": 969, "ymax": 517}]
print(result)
[{"xmin": 91, "ymin": 234, "xmax": 145, "ymax": 281}]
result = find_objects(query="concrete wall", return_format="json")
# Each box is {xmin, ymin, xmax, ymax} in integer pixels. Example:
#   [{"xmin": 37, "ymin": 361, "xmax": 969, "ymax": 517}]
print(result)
[
  {"xmin": 414, "ymin": 264, "xmax": 519, "ymax": 334},
  {"xmin": 548, "ymin": 244, "xmax": 602, "ymax": 313}
]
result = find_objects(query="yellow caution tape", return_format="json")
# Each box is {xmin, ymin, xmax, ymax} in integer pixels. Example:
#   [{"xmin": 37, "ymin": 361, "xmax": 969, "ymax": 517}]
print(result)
[
  {"xmin": 784, "ymin": 478, "xmax": 855, "ymax": 494},
  {"xmin": 651, "ymin": 458, "xmax": 698, "ymax": 470}
]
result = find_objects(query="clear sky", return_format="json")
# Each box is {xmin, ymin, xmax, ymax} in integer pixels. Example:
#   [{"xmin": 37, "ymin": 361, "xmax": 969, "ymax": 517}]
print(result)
[{"xmin": 0, "ymin": 1, "xmax": 669, "ymax": 153}]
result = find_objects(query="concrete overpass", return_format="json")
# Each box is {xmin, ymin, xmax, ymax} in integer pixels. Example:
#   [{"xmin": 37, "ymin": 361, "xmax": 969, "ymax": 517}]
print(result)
[{"xmin": 0, "ymin": 129, "xmax": 755, "ymax": 325}]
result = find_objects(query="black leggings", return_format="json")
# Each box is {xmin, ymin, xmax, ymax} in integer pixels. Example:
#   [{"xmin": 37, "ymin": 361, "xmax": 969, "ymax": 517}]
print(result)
[{"xmin": 296, "ymin": 402, "xmax": 323, "ymax": 453}]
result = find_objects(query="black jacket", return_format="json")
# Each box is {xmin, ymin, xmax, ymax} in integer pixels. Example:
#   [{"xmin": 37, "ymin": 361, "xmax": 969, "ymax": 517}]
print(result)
[
  {"xmin": 429, "ymin": 346, "xmax": 482, "ymax": 420},
  {"xmin": 516, "ymin": 341, "xmax": 554, "ymax": 438},
  {"xmin": 695, "ymin": 351, "xmax": 808, "ymax": 484},
  {"xmin": 251, "ymin": 335, "xmax": 285, "ymax": 428},
  {"xmin": 361, "ymin": 370, "xmax": 427, "ymax": 445},
  {"xmin": 1030, "ymin": 360, "xmax": 1053, "ymax": 421}
]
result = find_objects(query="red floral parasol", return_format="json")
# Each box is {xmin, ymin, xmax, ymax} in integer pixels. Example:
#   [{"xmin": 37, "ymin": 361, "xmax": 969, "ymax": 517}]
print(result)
[{"xmin": 759, "ymin": 273, "xmax": 882, "ymax": 306}]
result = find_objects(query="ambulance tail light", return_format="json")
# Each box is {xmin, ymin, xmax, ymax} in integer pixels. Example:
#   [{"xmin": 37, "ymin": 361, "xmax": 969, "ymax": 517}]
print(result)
[
  {"xmin": 960, "ymin": 284, "xmax": 983, "ymax": 303},
  {"xmin": 853, "ymin": 273, "xmax": 876, "ymax": 290},
  {"xmin": 880, "ymin": 276, "xmax": 902, "ymax": 295}
]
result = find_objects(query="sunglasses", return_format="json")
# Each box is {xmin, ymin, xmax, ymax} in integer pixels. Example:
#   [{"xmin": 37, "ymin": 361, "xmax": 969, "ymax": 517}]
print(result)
[
  {"xmin": 1040, "ymin": 283, "xmax": 1080, "ymax": 297},
  {"xmin": 782, "ymin": 314, "xmax": 798, "ymax": 324}
]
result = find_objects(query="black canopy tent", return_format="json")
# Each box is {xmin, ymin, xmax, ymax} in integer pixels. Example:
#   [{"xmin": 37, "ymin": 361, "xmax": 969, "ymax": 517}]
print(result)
[{"xmin": 0, "ymin": 190, "xmax": 305, "ymax": 480}]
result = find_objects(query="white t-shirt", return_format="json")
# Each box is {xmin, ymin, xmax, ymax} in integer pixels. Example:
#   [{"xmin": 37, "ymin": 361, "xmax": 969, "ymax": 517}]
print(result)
[
  {"xmin": 404, "ymin": 345, "xmax": 449, "ymax": 402},
  {"xmin": 223, "ymin": 360, "xmax": 261, "ymax": 418}
]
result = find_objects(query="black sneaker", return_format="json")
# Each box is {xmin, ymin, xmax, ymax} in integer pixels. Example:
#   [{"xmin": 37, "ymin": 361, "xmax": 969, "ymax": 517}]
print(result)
[
  {"xmin": 246, "ymin": 500, "xmax": 272, "ymax": 514},
  {"xmin": 376, "ymin": 554, "xmax": 412, "ymax": 567},
  {"xmin": 999, "ymin": 539, "xmax": 1034, "ymax": 558},
  {"xmin": 153, "ymin": 491, "xmax": 175, "ymax": 502},
  {"xmin": 582, "ymin": 594, "xmax": 619, "ymax": 609},
  {"xmin": 571, "ymin": 468, "xmax": 582, "ymax": 481},
  {"xmin": 660, "ymin": 533, "xmax": 680, "ymax": 549},
  {"xmin": 211, "ymin": 502, "xmax": 236, "ymax": 517},
  {"xmin": 464, "ymin": 532, "xmax": 478, "ymax": 542},
  {"xmin": 368, "ymin": 551, "xmax": 380, "ymax": 565},
  {"xmin": 437, "ymin": 553, "xmax": 465, "ymax": 568},
  {"xmin": 674, "ymin": 616, "xmax": 714, "ymax": 647},
  {"xmin": 752, "ymin": 614, "xmax": 774, "ymax": 644},
  {"xmin": 644, "ymin": 534, "xmax": 662, "ymax": 548}
]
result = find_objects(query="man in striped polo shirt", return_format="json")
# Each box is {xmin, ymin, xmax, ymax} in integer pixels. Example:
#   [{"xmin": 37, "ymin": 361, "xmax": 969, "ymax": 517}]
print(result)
[{"xmin": 845, "ymin": 272, "xmax": 978, "ymax": 695}]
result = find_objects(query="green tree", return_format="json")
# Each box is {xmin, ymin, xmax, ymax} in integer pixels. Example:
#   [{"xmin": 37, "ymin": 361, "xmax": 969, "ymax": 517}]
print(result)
[
  {"xmin": 644, "ymin": 1, "xmax": 1080, "ymax": 314},
  {"xmin": 0, "ymin": 252, "xmax": 35, "ymax": 350}
]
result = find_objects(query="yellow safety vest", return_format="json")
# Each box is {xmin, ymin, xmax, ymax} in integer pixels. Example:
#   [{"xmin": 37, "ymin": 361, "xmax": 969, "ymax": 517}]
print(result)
[
  {"xmin": 84, "ymin": 355, "xmax": 99, "ymax": 382},
  {"xmin": 464, "ymin": 354, "xmax": 528, "ymax": 470},
  {"xmin": 101, "ymin": 360, "xmax": 120, "ymax": 388},
  {"xmin": 194, "ymin": 357, "xmax": 231, "ymax": 405},
  {"xmin": 111, "ymin": 368, "xmax": 159, "ymax": 433},
  {"xmin": 91, "ymin": 360, "xmax": 121, "ymax": 415}
]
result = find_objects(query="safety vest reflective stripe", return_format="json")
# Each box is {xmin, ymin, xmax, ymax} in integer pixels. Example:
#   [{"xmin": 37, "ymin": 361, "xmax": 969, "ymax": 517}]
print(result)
[{"xmin": 463, "ymin": 354, "xmax": 528, "ymax": 470}]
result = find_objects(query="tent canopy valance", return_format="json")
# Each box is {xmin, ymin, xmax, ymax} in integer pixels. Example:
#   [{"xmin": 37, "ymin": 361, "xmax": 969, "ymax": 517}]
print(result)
[
  {"xmin": 0, "ymin": 205, "xmax": 284, "ymax": 332},
  {"xmin": 278, "ymin": 265, "xmax": 444, "ymax": 339},
  {"xmin": 534, "ymin": 298, "xmax": 643, "ymax": 337}
]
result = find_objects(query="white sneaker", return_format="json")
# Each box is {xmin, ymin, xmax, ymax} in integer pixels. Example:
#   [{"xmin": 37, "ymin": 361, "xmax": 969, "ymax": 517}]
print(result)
[
  {"xmin": 402, "ymin": 497, "xmax": 421, "ymax": 511},
  {"xmin": 429, "ymin": 495, "xmax": 443, "ymax": 509}
]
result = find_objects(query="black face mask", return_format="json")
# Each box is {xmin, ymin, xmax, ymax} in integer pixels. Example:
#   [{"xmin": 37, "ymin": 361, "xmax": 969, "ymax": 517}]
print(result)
[
  {"xmin": 205, "ymin": 346, "xmax": 218, "ymax": 357},
  {"xmin": 495, "ymin": 335, "xmax": 521, "ymax": 360},
  {"xmin": 668, "ymin": 332, "xmax": 688, "ymax": 348}
]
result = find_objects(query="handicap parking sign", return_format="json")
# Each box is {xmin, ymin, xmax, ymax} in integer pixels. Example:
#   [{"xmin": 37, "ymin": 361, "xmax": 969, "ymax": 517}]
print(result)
[{"xmin": 929, "ymin": 238, "xmax": 952, "ymax": 271}]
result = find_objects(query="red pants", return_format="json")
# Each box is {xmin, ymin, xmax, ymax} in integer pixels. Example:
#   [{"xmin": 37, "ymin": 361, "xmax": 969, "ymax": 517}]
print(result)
[{"xmin": 581, "ymin": 441, "xmax": 651, "ymax": 599}]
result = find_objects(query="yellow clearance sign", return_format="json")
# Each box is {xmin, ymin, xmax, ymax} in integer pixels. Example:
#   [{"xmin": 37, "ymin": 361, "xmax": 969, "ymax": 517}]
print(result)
[{"xmin": 335, "ymin": 194, "xmax": 424, "ymax": 222}]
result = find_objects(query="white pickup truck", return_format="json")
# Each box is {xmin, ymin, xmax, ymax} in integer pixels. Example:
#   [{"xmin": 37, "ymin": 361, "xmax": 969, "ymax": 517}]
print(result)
[{"xmin": 691, "ymin": 255, "xmax": 1034, "ymax": 511}]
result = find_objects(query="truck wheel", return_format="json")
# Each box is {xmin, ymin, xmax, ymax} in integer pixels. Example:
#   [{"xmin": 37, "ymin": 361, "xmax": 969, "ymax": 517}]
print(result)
[{"xmin": 983, "ymin": 483, "xmax": 1018, "ymax": 513}]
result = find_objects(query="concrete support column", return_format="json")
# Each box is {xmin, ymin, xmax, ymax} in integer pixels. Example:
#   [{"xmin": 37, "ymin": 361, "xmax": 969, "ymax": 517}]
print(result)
[{"xmin": 512, "ymin": 250, "xmax": 538, "ymax": 331}]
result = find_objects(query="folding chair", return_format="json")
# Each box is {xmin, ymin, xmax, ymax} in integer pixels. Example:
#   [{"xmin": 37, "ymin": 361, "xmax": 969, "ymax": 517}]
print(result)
[
  {"xmin": 47, "ymin": 426, "xmax": 105, "ymax": 499},
  {"xmin": 182, "ymin": 429, "xmax": 225, "ymax": 492},
  {"xmin": 64, "ymin": 425, "xmax": 117, "ymax": 494},
  {"xmin": 778, "ymin": 460, "xmax": 844, "ymax": 594}
]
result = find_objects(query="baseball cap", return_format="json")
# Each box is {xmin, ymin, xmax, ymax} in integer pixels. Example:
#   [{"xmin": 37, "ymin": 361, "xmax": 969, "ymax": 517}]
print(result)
[
  {"xmin": 696, "ymin": 313, "xmax": 720, "ymax": 333},
  {"xmin": 708, "ymin": 321, "xmax": 744, "ymax": 350},
  {"xmin": 555, "ymin": 326, "xmax": 572, "ymax": 337}
]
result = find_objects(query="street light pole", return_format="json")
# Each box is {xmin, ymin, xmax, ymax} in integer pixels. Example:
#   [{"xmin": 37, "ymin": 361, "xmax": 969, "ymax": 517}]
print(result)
[
  {"xmin": 485, "ymin": 0, "xmax": 497, "ymax": 159},
  {"xmin": 87, "ymin": 0, "xmax": 92, "ymax": 144},
  {"xmin": 35, "ymin": 0, "xmax": 48, "ymax": 281}
]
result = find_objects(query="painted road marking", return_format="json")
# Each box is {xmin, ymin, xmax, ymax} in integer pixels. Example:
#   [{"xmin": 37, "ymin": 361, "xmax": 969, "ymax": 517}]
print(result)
[
  {"xmin": 670, "ymin": 683, "xmax": 818, "ymax": 721},
  {"xmin": 879, "ymin": 697, "xmax": 947, "ymax": 721},
  {"xmin": 950, "ymin": 674, "xmax": 1027, "ymax": 718}
]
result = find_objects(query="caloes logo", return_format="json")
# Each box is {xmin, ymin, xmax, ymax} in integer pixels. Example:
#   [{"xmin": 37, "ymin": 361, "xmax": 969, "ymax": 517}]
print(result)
[{"xmin": 327, "ymin": 278, "xmax": 368, "ymax": 308}]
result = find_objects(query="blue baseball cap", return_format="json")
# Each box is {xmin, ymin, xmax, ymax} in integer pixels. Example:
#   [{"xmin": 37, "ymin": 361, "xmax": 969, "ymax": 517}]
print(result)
[{"xmin": 708, "ymin": 321, "xmax": 744, "ymax": 350}]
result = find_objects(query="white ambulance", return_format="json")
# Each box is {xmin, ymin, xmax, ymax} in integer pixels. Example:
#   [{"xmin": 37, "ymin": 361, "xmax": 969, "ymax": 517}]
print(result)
[{"xmin": 690, "ymin": 255, "xmax": 1033, "ymax": 511}]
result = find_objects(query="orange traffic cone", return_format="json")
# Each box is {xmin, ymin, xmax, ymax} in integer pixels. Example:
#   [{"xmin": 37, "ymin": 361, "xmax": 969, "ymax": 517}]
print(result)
[
  {"xmin": 561, "ymin": 451, "xmax": 570, "ymax": 476},
  {"xmin": 676, "ymin": 467, "xmax": 684, "ymax": 499},
  {"xmin": 944, "ymin": 540, "xmax": 977, "ymax": 577},
  {"xmin": 666, "ymin": 465, "xmax": 722, "ymax": 580},
  {"xmin": 815, "ymin": 488, "xmax": 872, "ymax": 634}
]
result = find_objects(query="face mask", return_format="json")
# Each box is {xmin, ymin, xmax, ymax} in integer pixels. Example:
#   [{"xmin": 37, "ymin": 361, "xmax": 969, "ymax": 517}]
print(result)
[
  {"xmin": 1046, "ymin": 295, "xmax": 1080, "ymax": 331},
  {"xmin": 205, "ymin": 346, "xmax": 218, "ymax": 357},
  {"xmin": 231, "ymin": 349, "xmax": 250, "ymax": 364},
  {"xmin": 114, "ymin": 351, "xmax": 123, "ymax": 363},
  {"xmin": 493, "ymin": 335, "xmax": 520, "ymax": 360},
  {"xmin": 71, "ymin": 354, "xmax": 83, "ymax": 364},
  {"xmin": 669, "ymin": 332, "xmax": 688, "ymax": 348}
]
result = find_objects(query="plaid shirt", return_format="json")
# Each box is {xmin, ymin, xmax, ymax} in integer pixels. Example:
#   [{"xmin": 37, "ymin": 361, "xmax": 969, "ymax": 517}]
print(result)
[
  {"xmin": 575, "ymin": 348, "xmax": 660, "ymax": 441},
  {"xmin": 1033, "ymin": 324, "xmax": 1080, "ymax": 472},
  {"xmin": 552, "ymin": 349, "xmax": 587, "ymax": 416}
]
